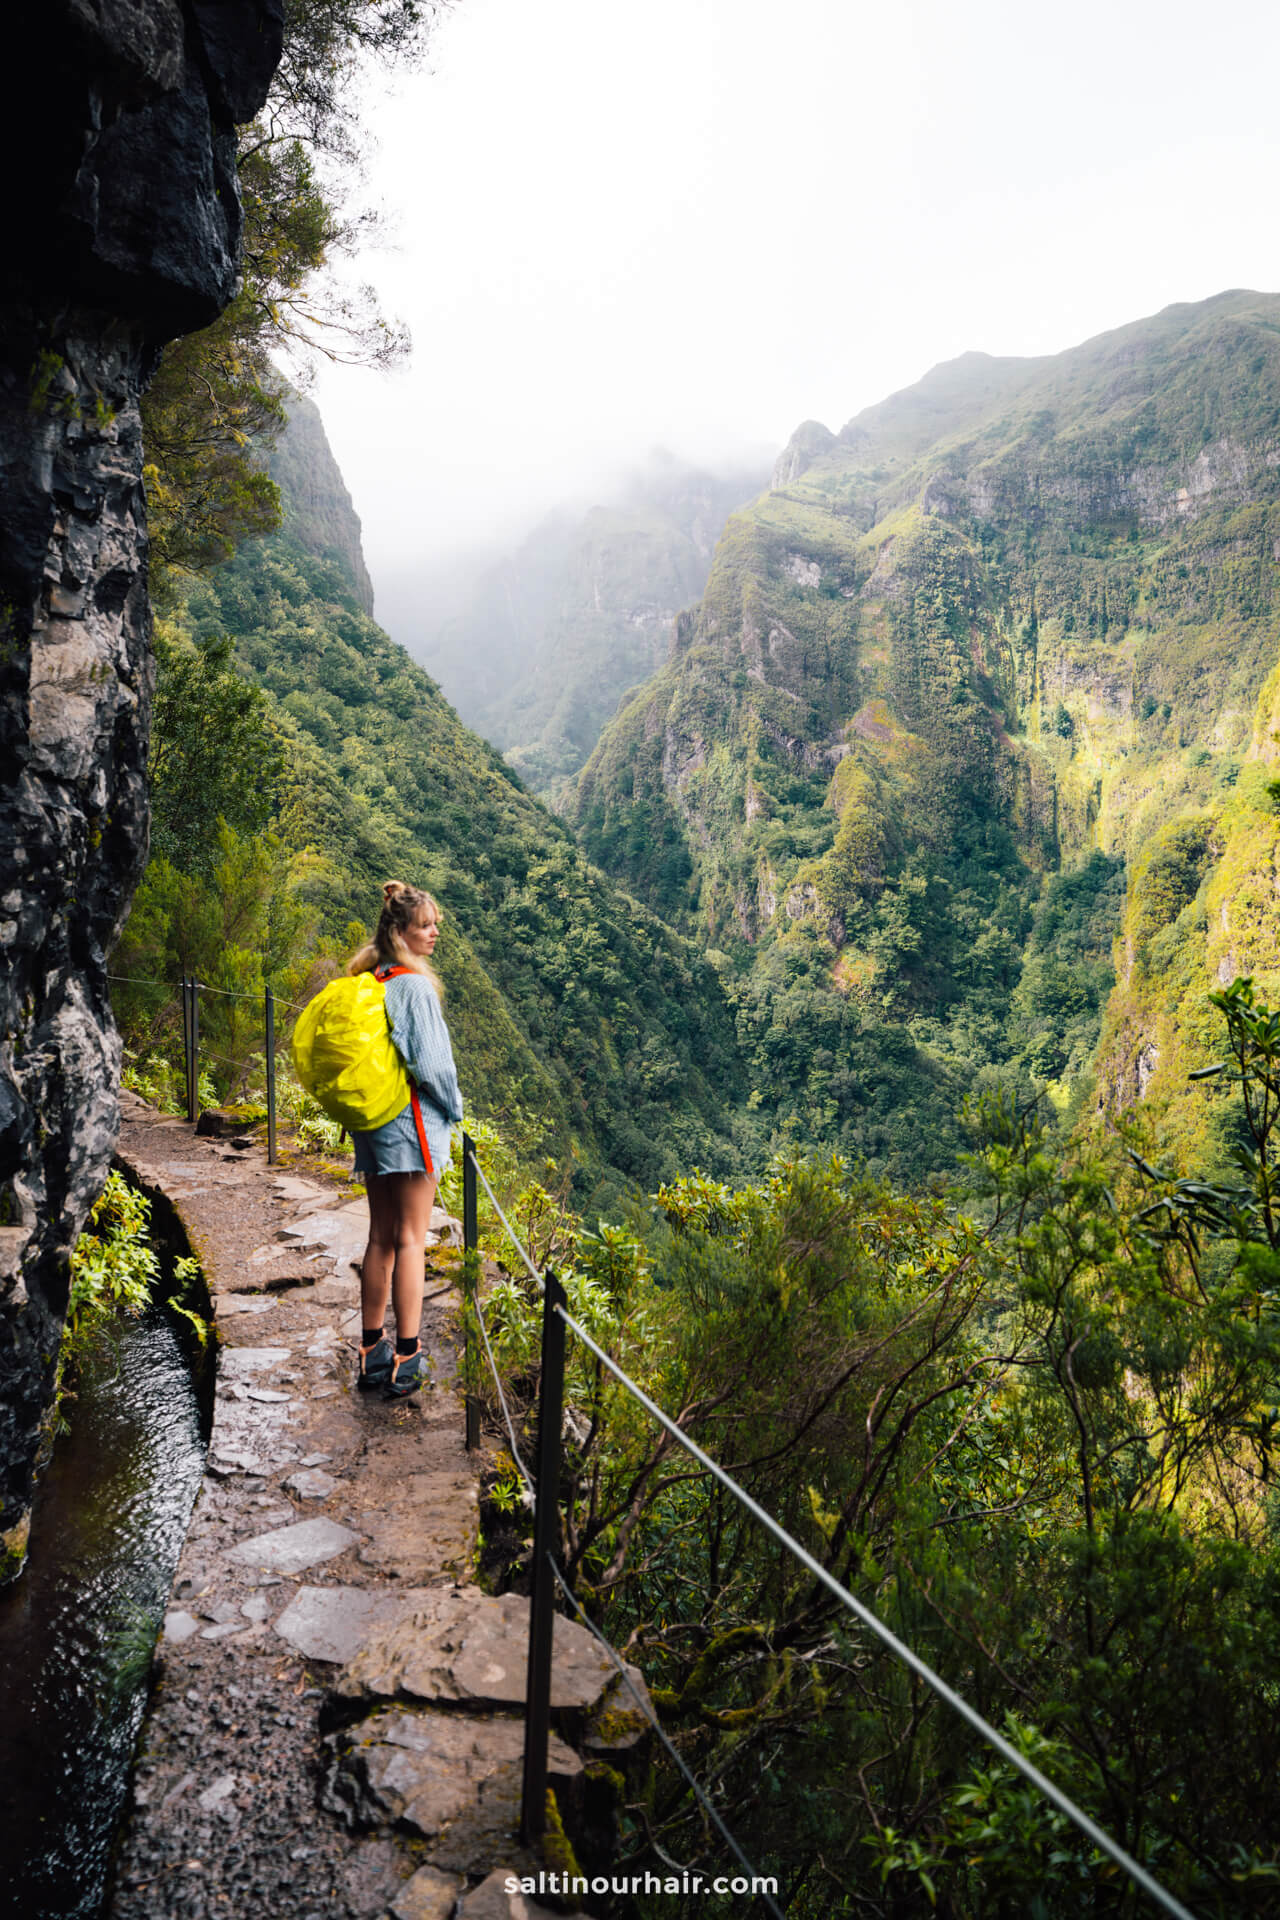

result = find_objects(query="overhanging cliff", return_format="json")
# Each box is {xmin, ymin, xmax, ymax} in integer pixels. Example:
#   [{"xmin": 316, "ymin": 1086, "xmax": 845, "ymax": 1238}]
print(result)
[{"xmin": 0, "ymin": 0, "xmax": 283, "ymax": 1580}]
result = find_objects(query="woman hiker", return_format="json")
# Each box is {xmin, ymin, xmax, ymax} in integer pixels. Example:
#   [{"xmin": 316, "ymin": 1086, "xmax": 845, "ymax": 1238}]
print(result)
[{"xmin": 348, "ymin": 880, "xmax": 463, "ymax": 1398}]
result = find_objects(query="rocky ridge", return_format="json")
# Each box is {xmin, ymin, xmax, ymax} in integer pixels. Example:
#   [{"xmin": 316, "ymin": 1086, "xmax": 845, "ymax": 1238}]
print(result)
[
  {"xmin": 569, "ymin": 291, "xmax": 1280, "ymax": 1166},
  {"xmin": 269, "ymin": 393, "xmax": 376, "ymax": 614}
]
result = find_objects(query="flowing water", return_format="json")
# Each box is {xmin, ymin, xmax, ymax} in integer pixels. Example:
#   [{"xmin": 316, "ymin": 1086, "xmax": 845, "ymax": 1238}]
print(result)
[{"xmin": 0, "ymin": 1304, "xmax": 210, "ymax": 1918}]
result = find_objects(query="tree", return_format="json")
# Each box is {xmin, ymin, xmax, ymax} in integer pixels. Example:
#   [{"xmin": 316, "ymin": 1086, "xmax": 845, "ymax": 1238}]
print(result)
[
  {"xmin": 148, "ymin": 625, "xmax": 284, "ymax": 875},
  {"xmin": 142, "ymin": 0, "xmax": 445, "ymax": 576},
  {"xmin": 471, "ymin": 987, "xmax": 1280, "ymax": 1914}
]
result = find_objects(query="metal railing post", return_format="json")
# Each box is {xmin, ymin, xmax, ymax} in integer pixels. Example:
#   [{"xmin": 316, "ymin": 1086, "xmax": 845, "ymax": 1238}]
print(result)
[
  {"xmin": 190, "ymin": 978, "xmax": 200, "ymax": 1122},
  {"xmin": 521, "ymin": 1267, "xmax": 566, "ymax": 1848},
  {"xmin": 462, "ymin": 1135, "xmax": 480, "ymax": 1451},
  {"xmin": 462, "ymin": 1133, "xmax": 478, "ymax": 1252},
  {"xmin": 181, "ymin": 975, "xmax": 193, "ymax": 1121},
  {"xmin": 265, "ymin": 985, "xmax": 277, "ymax": 1165}
]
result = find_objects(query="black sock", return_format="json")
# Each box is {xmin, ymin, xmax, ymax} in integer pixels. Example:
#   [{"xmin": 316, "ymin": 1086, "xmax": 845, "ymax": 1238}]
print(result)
[
  {"xmin": 362, "ymin": 1327, "xmax": 383, "ymax": 1348},
  {"xmin": 395, "ymin": 1335, "xmax": 419, "ymax": 1356}
]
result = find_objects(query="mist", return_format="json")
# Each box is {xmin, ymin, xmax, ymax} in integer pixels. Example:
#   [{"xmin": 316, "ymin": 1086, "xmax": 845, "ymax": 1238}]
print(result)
[{"xmin": 309, "ymin": 0, "xmax": 1280, "ymax": 635}]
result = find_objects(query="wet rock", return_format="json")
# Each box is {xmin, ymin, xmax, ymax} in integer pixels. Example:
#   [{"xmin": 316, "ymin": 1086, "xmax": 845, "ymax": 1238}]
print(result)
[
  {"xmin": 333, "ymin": 1586, "xmax": 652, "ymax": 1743},
  {"xmin": 390, "ymin": 1862, "xmax": 465, "ymax": 1920},
  {"xmin": 312, "ymin": 1275, "xmax": 360, "ymax": 1307},
  {"xmin": 285, "ymin": 1467, "xmax": 338, "ymax": 1499},
  {"xmin": 291, "ymin": 1195, "xmax": 343, "ymax": 1217},
  {"xmin": 459, "ymin": 1868, "xmax": 572, "ymax": 1919},
  {"xmin": 271, "ymin": 1177, "xmax": 325, "ymax": 1202},
  {"xmin": 428, "ymin": 1207, "xmax": 464, "ymax": 1251},
  {"xmin": 322, "ymin": 1707, "xmax": 581, "ymax": 1850},
  {"xmin": 228, "ymin": 1517, "xmax": 361, "ymax": 1576},
  {"xmin": 220, "ymin": 1348, "xmax": 291, "ymax": 1376},
  {"xmin": 273, "ymin": 1585, "xmax": 408, "ymax": 1665},
  {"xmin": 197, "ymin": 1774, "xmax": 238, "ymax": 1812},
  {"xmin": 354, "ymin": 1472, "xmax": 478, "ymax": 1583}
]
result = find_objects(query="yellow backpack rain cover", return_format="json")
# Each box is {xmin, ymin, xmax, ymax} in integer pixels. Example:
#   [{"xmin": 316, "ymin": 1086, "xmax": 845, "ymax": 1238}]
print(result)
[{"xmin": 291, "ymin": 971, "xmax": 411, "ymax": 1133}]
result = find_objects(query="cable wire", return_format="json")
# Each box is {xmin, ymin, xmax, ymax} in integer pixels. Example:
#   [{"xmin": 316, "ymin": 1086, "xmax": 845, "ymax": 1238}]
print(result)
[
  {"xmin": 465, "ymin": 1148, "xmax": 543, "ymax": 1286},
  {"xmin": 107, "ymin": 970, "xmax": 305, "ymax": 1010},
  {"xmin": 470, "ymin": 1286, "xmax": 536, "ymax": 1505},
  {"xmin": 545, "ymin": 1555, "xmax": 786, "ymax": 1920},
  {"xmin": 552, "ymin": 1300, "xmax": 1199, "ymax": 1920}
]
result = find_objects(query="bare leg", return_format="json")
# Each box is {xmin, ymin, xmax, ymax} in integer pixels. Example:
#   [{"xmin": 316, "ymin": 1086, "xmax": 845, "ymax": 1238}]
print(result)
[
  {"xmin": 360, "ymin": 1175, "xmax": 397, "ymax": 1336},
  {"xmin": 386, "ymin": 1171, "xmax": 437, "ymax": 1344}
]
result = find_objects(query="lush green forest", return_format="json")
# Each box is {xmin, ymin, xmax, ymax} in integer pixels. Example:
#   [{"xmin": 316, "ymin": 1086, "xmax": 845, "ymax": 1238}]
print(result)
[
  {"xmin": 473, "ymin": 978, "xmax": 1280, "ymax": 1916},
  {"xmin": 115, "ymin": 478, "xmax": 753, "ymax": 1204},
  {"xmin": 572, "ymin": 292, "xmax": 1280, "ymax": 1181},
  {"xmin": 112, "ymin": 260, "xmax": 1280, "ymax": 1916}
]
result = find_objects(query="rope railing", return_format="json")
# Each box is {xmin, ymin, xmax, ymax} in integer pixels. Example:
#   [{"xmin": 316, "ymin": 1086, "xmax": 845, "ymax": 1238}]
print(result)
[
  {"xmin": 469, "ymin": 1278, "xmax": 536, "ymax": 1504},
  {"xmin": 108, "ymin": 969, "xmax": 305, "ymax": 1010},
  {"xmin": 546, "ymin": 1556, "xmax": 787, "ymax": 1920},
  {"xmin": 466, "ymin": 1149, "xmax": 543, "ymax": 1285},
  {"xmin": 109, "ymin": 971, "xmax": 287, "ymax": 1163},
  {"xmin": 461, "ymin": 1143, "xmax": 1201, "ymax": 1920}
]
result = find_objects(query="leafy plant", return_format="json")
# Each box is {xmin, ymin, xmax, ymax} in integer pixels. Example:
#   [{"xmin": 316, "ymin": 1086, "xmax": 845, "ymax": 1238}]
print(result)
[{"xmin": 66, "ymin": 1171, "xmax": 159, "ymax": 1347}]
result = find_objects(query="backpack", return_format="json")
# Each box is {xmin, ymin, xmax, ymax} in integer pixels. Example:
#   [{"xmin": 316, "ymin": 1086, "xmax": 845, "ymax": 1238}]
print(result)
[{"xmin": 291, "ymin": 966, "xmax": 433, "ymax": 1172}]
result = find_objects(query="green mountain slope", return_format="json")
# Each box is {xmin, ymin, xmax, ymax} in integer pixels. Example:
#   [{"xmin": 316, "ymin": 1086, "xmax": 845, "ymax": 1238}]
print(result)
[
  {"xmin": 159, "ymin": 415, "xmax": 753, "ymax": 1203},
  {"xmin": 412, "ymin": 454, "xmax": 767, "ymax": 795},
  {"xmin": 570, "ymin": 291, "xmax": 1280, "ymax": 1176}
]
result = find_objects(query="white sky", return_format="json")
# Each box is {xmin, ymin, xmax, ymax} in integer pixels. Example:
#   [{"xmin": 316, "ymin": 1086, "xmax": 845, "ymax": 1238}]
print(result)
[{"xmin": 310, "ymin": 0, "xmax": 1280, "ymax": 635}]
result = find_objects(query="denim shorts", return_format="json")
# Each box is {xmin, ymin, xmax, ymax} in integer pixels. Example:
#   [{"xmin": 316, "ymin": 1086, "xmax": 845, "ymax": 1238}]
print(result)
[{"xmin": 350, "ymin": 1101, "xmax": 451, "ymax": 1180}]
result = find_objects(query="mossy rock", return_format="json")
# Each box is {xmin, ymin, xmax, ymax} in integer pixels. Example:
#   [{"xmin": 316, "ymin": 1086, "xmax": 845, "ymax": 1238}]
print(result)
[
  {"xmin": 0, "ymin": 1510, "xmax": 31, "ymax": 1587},
  {"xmin": 195, "ymin": 1104, "xmax": 267, "ymax": 1137}
]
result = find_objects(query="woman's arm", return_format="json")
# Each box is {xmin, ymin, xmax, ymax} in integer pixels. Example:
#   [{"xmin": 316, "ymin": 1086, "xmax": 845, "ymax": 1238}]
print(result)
[{"xmin": 386, "ymin": 974, "xmax": 463, "ymax": 1122}]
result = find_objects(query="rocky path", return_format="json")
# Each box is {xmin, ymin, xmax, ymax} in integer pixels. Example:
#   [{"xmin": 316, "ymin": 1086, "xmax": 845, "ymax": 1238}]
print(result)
[{"xmin": 107, "ymin": 1095, "xmax": 635, "ymax": 1920}]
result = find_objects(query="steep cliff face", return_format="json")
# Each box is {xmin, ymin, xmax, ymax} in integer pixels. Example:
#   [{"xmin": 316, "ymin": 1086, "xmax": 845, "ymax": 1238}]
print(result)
[
  {"xmin": 267, "ymin": 393, "xmax": 376, "ymax": 613},
  {"xmin": 570, "ymin": 293, "xmax": 1280, "ymax": 1174},
  {"xmin": 413, "ymin": 455, "xmax": 768, "ymax": 795},
  {"xmin": 0, "ymin": 0, "xmax": 282, "ymax": 1579}
]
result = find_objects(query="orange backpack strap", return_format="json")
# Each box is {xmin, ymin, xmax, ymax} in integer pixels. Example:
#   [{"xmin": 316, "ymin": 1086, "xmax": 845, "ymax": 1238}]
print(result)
[
  {"xmin": 409, "ymin": 1085, "xmax": 435, "ymax": 1179},
  {"xmin": 376, "ymin": 966, "xmax": 435, "ymax": 1178}
]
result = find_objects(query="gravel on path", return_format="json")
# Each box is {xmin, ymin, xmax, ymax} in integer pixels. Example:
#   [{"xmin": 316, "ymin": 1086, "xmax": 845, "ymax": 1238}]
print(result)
[{"xmin": 108, "ymin": 1094, "xmax": 485, "ymax": 1920}]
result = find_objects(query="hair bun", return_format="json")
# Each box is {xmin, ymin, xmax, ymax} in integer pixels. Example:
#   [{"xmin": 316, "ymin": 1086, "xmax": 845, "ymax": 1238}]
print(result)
[{"xmin": 382, "ymin": 879, "xmax": 407, "ymax": 903}]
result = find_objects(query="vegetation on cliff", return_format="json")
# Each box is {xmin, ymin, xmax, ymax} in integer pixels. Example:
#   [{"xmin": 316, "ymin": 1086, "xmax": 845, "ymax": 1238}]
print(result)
[
  {"xmin": 472, "ymin": 981, "xmax": 1280, "ymax": 1915},
  {"xmin": 114, "ymin": 413, "xmax": 753, "ymax": 1204},
  {"xmin": 414, "ymin": 455, "xmax": 767, "ymax": 796},
  {"xmin": 571, "ymin": 292, "xmax": 1280, "ymax": 1182},
  {"xmin": 140, "ymin": 0, "xmax": 436, "ymax": 572},
  {"xmin": 113, "ymin": 275, "xmax": 1280, "ymax": 1913}
]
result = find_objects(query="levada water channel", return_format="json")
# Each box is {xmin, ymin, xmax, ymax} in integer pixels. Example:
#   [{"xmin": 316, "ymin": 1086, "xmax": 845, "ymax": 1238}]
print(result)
[{"xmin": 0, "ymin": 1187, "xmax": 212, "ymax": 1918}]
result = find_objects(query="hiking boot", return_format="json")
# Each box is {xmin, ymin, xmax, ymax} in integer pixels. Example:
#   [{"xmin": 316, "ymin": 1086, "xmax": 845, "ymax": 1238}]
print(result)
[
  {"xmin": 357, "ymin": 1335, "xmax": 394, "ymax": 1392},
  {"xmin": 384, "ymin": 1344, "xmax": 428, "ymax": 1399}
]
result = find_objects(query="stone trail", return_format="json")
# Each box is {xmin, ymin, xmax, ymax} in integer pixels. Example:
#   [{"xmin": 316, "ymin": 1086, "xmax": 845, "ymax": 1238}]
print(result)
[{"xmin": 110, "ymin": 1095, "xmax": 647, "ymax": 1920}]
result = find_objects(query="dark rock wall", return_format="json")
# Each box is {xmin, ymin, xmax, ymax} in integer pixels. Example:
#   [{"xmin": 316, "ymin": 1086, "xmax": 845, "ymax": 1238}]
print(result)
[{"xmin": 0, "ymin": 0, "xmax": 283, "ymax": 1579}]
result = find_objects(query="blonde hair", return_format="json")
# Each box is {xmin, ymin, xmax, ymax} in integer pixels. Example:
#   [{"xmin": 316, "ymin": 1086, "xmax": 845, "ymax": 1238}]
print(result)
[{"xmin": 348, "ymin": 880, "xmax": 444, "ymax": 998}]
